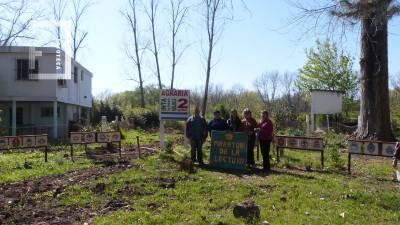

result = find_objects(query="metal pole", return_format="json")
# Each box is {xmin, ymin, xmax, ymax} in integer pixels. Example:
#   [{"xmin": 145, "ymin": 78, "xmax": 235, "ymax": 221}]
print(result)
[
  {"xmin": 160, "ymin": 121, "xmax": 165, "ymax": 151},
  {"xmin": 306, "ymin": 115, "xmax": 309, "ymax": 137},
  {"xmin": 327, "ymin": 115, "xmax": 329, "ymax": 133},
  {"xmin": 45, "ymin": 146, "xmax": 48, "ymax": 162},
  {"xmin": 184, "ymin": 122, "xmax": 188, "ymax": 150}
]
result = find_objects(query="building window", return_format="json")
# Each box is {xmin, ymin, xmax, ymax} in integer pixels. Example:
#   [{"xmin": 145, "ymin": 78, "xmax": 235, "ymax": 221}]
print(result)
[
  {"xmin": 41, "ymin": 107, "xmax": 60, "ymax": 117},
  {"xmin": 17, "ymin": 59, "xmax": 39, "ymax": 80},
  {"xmin": 81, "ymin": 70, "xmax": 84, "ymax": 81},
  {"xmin": 74, "ymin": 67, "xmax": 78, "ymax": 83},
  {"xmin": 9, "ymin": 108, "xmax": 23, "ymax": 126}
]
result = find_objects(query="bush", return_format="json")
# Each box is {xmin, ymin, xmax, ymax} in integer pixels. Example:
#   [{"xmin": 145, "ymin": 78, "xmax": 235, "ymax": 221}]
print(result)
[
  {"xmin": 165, "ymin": 138, "xmax": 174, "ymax": 154},
  {"xmin": 214, "ymin": 103, "xmax": 230, "ymax": 120},
  {"xmin": 273, "ymin": 100, "xmax": 299, "ymax": 131},
  {"xmin": 124, "ymin": 106, "xmax": 159, "ymax": 128},
  {"xmin": 165, "ymin": 121, "xmax": 184, "ymax": 129},
  {"xmin": 284, "ymin": 127, "xmax": 305, "ymax": 137},
  {"xmin": 119, "ymin": 127, "xmax": 127, "ymax": 140}
]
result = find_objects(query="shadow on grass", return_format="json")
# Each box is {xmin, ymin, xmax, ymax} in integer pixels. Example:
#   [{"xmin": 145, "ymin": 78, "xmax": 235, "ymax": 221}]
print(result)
[{"xmin": 197, "ymin": 165, "xmax": 316, "ymax": 180}]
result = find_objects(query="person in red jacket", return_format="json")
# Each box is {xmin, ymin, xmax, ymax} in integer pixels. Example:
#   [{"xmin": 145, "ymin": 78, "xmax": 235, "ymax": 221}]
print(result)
[{"xmin": 255, "ymin": 110, "xmax": 274, "ymax": 171}]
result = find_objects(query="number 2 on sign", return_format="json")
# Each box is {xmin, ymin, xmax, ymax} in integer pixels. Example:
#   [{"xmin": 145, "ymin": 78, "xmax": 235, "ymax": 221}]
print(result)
[{"xmin": 178, "ymin": 99, "xmax": 188, "ymax": 109}]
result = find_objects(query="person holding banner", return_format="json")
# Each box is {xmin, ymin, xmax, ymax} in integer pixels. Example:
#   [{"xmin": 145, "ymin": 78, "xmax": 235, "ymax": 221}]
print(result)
[
  {"xmin": 207, "ymin": 110, "xmax": 228, "ymax": 137},
  {"xmin": 186, "ymin": 107, "xmax": 208, "ymax": 165},
  {"xmin": 255, "ymin": 110, "xmax": 274, "ymax": 171},
  {"xmin": 238, "ymin": 108, "xmax": 258, "ymax": 168},
  {"xmin": 227, "ymin": 109, "xmax": 241, "ymax": 132}
]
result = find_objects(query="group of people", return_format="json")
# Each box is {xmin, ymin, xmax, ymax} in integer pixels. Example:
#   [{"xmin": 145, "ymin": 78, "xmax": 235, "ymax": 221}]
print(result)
[{"xmin": 185, "ymin": 107, "xmax": 274, "ymax": 171}]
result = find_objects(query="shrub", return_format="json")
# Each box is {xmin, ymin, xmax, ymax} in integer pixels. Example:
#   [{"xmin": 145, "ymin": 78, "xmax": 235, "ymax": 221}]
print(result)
[
  {"xmin": 124, "ymin": 106, "xmax": 159, "ymax": 128},
  {"xmin": 165, "ymin": 138, "xmax": 174, "ymax": 154},
  {"xmin": 273, "ymin": 100, "xmax": 299, "ymax": 131},
  {"xmin": 284, "ymin": 127, "xmax": 305, "ymax": 137},
  {"xmin": 165, "ymin": 121, "xmax": 184, "ymax": 129},
  {"xmin": 214, "ymin": 103, "xmax": 230, "ymax": 120},
  {"xmin": 119, "ymin": 127, "xmax": 127, "ymax": 140}
]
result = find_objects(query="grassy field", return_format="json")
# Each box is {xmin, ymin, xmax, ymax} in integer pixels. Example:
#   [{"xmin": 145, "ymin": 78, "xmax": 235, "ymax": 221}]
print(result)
[{"xmin": 0, "ymin": 129, "xmax": 399, "ymax": 224}]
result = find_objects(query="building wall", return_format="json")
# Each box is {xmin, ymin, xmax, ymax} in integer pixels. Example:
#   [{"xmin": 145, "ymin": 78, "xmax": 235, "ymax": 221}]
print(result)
[
  {"xmin": 0, "ymin": 46, "xmax": 93, "ymax": 107},
  {"xmin": 0, "ymin": 102, "xmax": 69, "ymax": 137},
  {"xmin": 0, "ymin": 52, "xmax": 57, "ymax": 100}
]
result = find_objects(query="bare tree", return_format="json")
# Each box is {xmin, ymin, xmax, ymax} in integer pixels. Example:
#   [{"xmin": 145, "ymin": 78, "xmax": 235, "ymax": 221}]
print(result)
[
  {"xmin": 166, "ymin": 0, "xmax": 190, "ymax": 89},
  {"xmin": 0, "ymin": 0, "xmax": 43, "ymax": 46},
  {"xmin": 281, "ymin": 70, "xmax": 295, "ymax": 104},
  {"xmin": 142, "ymin": 0, "xmax": 162, "ymax": 90},
  {"xmin": 285, "ymin": 0, "xmax": 400, "ymax": 141},
  {"xmin": 253, "ymin": 70, "xmax": 280, "ymax": 114},
  {"xmin": 70, "ymin": 0, "xmax": 93, "ymax": 60},
  {"xmin": 190, "ymin": 85, "xmax": 203, "ymax": 107},
  {"xmin": 47, "ymin": 0, "xmax": 69, "ymax": 49},
  {"xmin": 208, "ymin": 82, "xmax": 224, "ymax": 110},
  {"xmin": 198, "ymin": 0, "xmax": 233, "ymax": 116},
  {"xmin": 226, "ymin": 83, "xmax": 245, "ymax": 110},
  {"xmin": 120, "ymin": 0, "xmax": 146, "ymax": 108}
]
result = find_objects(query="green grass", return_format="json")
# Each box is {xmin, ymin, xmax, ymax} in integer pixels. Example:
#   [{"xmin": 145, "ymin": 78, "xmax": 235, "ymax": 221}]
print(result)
[
  {"xmin": 2, "ymin": 129, "xmax": 400, "ymax": 224},
  {"xmin": 53, "ymin": 153, "xmax": 398, "ymax": 224},
  {"xmin": 0, "ymin": 145, "xmax": 94, "ymax": 183}
]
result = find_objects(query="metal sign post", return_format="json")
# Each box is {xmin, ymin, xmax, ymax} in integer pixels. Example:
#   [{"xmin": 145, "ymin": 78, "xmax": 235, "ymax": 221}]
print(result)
[{"xmin": 159, "ymin": 89, "xmax": 190, "ymax": 152}]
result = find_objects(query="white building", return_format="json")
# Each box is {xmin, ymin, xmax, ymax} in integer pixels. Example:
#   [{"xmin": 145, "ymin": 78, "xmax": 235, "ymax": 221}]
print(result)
[{"xmin": 0, "ymin": 46, "xmax": 92, "ymax": 138}]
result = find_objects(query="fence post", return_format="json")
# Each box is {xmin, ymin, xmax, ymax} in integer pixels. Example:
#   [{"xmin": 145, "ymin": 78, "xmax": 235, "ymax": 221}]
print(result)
[
  {"xmin": 306, "ymin": 115, "xmax": 309, "ymax": 137},
  {"xmin": 115, "ymin": 116, "xmax": 118, "ymax": 131},
  {"xmin": 137, "ymin": 136, "xmax": 141, "ymax": 159},
  {"xmin": 102, "ymin": 116, "xmax": 107, "ymax": 148}
]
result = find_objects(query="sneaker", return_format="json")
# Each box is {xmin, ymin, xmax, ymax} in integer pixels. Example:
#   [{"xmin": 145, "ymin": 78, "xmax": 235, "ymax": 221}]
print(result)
[{"xmin": 199, "ymin": 162, "xmax": 205, "ymax": 166}]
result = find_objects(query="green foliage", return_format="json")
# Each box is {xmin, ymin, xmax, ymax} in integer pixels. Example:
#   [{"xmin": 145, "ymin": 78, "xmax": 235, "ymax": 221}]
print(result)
[
  {"xmin": 165, "ymin": 138, "xmax": 174, "ymax": 154},
  {"xmin": 124, "ymin": 106, "xmax": 159, "ymax": 128},
  {"xmin": 273, "ymin": 100, "xmax": 299, "ymax": 131},
  {"xmin": 284, "ymin": 127, "xmax": 305, "ymax": 137},
  {"xmin": 119, "ymin": 127, "xmax": 127, "ymax": 140},
  {"xmin": 328, "ymin": 146, "xmax": 345, "ymax": 169},
  {"xmin": 164, "ymin": 121, "xmax": 184, "ymax": 129},
  {"xmin": 295, "ymin": 39, "xmax": 359, "ymax": 114},
  {"xmin": 213, "ymin": 103, "xmax": 230, "ymax": 119}
]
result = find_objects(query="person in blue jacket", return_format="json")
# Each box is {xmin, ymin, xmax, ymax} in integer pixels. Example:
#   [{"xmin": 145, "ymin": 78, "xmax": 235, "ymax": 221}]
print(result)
[{"xmin": 207, "ymin": 110, "xmax": 228, "ymax": 137}]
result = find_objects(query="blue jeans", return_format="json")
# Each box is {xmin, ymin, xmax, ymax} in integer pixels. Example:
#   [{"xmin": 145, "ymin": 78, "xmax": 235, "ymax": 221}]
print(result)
[
  {"xmin": 191, "ymin": 139, "xmax": 203, "ymax": 164},
  {"xmin": 247, "ymin": 139, "xmax": 255, "ymax": 165}
]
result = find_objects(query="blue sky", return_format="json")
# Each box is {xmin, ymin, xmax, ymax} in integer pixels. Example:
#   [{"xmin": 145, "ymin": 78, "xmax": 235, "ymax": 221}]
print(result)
[{"xmin": 69, "ymin": 0, "xmax": 400, "ymax": 96}]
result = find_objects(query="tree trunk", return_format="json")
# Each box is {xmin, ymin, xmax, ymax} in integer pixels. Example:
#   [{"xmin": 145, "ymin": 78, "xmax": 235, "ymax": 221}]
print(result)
[{"xmin": 355, "ymin": 13, "xmax": 395, "ymax": 141}]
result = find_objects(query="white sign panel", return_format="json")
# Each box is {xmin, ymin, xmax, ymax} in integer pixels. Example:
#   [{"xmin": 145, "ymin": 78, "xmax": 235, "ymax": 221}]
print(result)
[
  {"xmin": 365, "ymin": 142, "xmax": 378, "ymax": 155},
  {"xmin": 382, "ymin": 143, "xmax": 396, "ymax": 157},
  {"xmin": 71, "ymin": 134, "xmax": 82, "ymax": 144},
  {"xmin": 23, "ymin": 137, "xmax": 35, "ymax": 148},
  {"xmin": 159, "ymin": 89, "xmax": 190, "ymax": 121},
  {"xmin": 0, "ymin": 138, "xmax": 9, "ymax": 150},
  {"xmin": 311, "ymin": 139, "xmax": 323, "ymax": 150},
  {"xmin": 348, "ymin": 141, "xmax": 363, "ymax": 154},
  {"xmin": 36, "ymin": 136, "xmax": 48, "ymax": 146},
  {"xmin": 311, "ymin": 90, "xmax": 343, "ymax": 114}
]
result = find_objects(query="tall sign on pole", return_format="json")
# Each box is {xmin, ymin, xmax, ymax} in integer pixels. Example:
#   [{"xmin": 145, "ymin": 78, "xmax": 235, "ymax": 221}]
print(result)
[{"xmin": 159, "ymin": 89, "xmax": 190, "ymax": 150}]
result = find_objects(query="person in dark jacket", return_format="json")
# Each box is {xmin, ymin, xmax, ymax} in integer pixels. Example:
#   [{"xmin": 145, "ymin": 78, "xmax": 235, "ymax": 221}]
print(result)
[
  {"xmin": 238, "ymin": 108, "xmax": 258, "ymax": 168},
  {"xmin": 207, "ymin": 110, "xmax": 228, "ymax": 137},
  {"xmin": 227, "ymin": 109, "xmax": 241, "ymax": 132},
  {"xmin": 255, "ymin": 110, "xmax": 274, "ymax": 171},
  {"xmin": 186, "ymin": 107, "xmax": 208, "ymax": 165}
]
